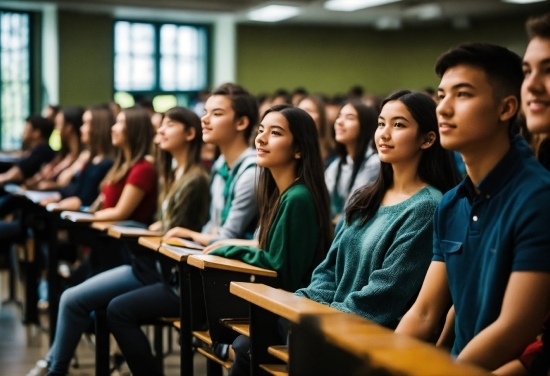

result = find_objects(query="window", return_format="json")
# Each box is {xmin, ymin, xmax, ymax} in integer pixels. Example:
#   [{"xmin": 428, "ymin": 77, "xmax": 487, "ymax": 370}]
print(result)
[
  {"xmin": 0, "ymin": 11, "xmax": 30, "ymax": 150},
  {"xmin": 114, "ymin": 20, "xmax": 208, "ymax": 108}
]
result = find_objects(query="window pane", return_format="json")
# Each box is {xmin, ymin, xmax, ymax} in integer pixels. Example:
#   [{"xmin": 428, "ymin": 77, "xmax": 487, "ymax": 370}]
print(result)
[
  {"xmin": 114, "ymin": 21, "xmax": 156, "ymax": 91},
  {"xmin": 160, "ymin": 24, "xmax": 207, "ymax": 91},
  {"xmin": 160, "ymin": 24, "xmax": 176, "ymax": 55},
  {"xmin": 160, "ymin": 56, "xmax": 176, "ymax": 91},
  {"xmin": 1, "ymin": 12, "xmax": 30, "ymax": 150}
]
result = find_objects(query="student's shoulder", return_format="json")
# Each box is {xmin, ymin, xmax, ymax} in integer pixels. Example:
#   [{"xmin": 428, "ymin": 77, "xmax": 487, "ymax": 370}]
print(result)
[
  {"xmin": 413, "ymin": 186, "xmax": 444, "ymax": 207},
  {"xmin": 129, "ymin": 158, "xmax": 157, "ymax": 178},
  {"xmin": 280, "ymin": 183, "xmax": 316, "ymax": 210}
]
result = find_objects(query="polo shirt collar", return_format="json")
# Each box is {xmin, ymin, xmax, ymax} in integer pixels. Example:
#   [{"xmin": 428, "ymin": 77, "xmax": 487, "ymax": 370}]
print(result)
[{"xmin": 456, "ymin": 135, "xmax": 527, "ymax": 200}]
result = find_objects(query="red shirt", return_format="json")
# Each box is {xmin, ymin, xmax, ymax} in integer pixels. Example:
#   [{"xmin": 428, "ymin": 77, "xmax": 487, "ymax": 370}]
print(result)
[{"xmin": 101, "ymin": 158, "xmax": 157, "ymax": 224}]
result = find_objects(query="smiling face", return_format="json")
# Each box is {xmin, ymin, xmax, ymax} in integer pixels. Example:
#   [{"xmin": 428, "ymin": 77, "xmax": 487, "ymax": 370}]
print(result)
[
  {"xmin": 522, "ymin": 37, "xmax": 550, "ymax": 134},
  {"xmin": 376, "ymin": 100, "xmax": 433, "ymax": 164},
  {"xmin": 255, "ymin": 111, "xmax": 298, "ymax": 170},
  {"xmin": 201, "ymin": 95, "xmax": 239, "ymax": 146},
  {"xmin": 157, "ymin": 116, "xmax": 190, "ymax": 153},
  {"xmin": 111, "ymin": 112, "xmax": 127, "ymax": 148},
  {"xmin": 334, "ymin": 103, "xmax": 360, "ymax": 149},
  {"xmin": 436, "ymin": 64, "xmax": 503, "ymax": 153}
]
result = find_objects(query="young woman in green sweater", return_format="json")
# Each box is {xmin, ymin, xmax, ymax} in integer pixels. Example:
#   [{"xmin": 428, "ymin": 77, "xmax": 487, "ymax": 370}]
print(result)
[
  {"xmin": 204, "ymin": 104, "xmax": 332, "ymax": 291},
  {"xmin": 203, "ymin": 104, "xmax": 333, "ymax": 373},
  {"xmin": 294, "ymin": 90, "xmax": 460, "ymax": 328}
]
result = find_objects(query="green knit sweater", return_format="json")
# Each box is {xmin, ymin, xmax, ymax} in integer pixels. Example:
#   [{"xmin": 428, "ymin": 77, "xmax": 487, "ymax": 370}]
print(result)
[
  {"xmin": 295, "ymin": 186, "xmax": 442, "ymax": 327},
  {"xmin": 210, "ymin": 183, "xmax": 320, "ymax": 291}
]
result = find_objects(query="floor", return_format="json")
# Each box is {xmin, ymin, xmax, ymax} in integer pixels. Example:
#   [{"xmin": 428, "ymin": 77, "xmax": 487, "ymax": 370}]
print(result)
[{"xmin": 0, "ymin": 271, "xmax": 212, "ymax": 376}]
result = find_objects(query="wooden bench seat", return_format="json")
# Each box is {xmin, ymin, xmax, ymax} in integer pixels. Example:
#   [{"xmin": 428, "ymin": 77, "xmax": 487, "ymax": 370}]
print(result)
[
  {"xmin": 259, "ymin": 364, "xmax": 288, "ymax": 376},
  {"xmin": 267, "ymin": 346, "xmax": 288, "ymax": 363},
  {"xmin": 196, "ymin": 347, "xmax": 233, "ymax": 369}
]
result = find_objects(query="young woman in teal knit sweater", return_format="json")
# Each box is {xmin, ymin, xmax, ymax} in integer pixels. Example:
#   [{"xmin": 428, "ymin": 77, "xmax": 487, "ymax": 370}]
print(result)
[{"xmin": 295, "ymin": 90, "xmax": 460, "ymax": 327}]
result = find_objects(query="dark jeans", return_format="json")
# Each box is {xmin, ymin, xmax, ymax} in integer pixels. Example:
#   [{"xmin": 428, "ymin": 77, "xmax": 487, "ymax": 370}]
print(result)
[
  {"xmin": 230, "ymin": 318, "xmax": 289, "ymax": 376},
  {"xmin": 107, "ymin": 282, "xmax": 180, "ymax": 376}
]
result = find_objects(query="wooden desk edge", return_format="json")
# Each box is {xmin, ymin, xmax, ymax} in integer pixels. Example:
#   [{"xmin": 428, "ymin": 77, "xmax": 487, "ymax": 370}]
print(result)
[
  {"xmin": 230, "ymin": 282, "xmax": 335, "ymax": 322},
  {"xmin": 137, "ymin": 236, "xmax": 163, "ymax": 251},
  {"xmin": 158, "ymin": 245, "xmax": 189, "ymax": 262},
  {"xmin": 187, "ymin": 255, "xmax": 277, "ymax": 277}
]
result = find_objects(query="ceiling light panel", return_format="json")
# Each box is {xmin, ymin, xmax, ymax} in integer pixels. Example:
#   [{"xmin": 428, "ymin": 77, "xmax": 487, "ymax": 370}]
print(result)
[
  {"xmin": 324, "ymin": 0, "xmax": 401, "ymax": 12},
  {"xmin": 247, "ymin": 5, "xmax": 301, "ymax": 22}
]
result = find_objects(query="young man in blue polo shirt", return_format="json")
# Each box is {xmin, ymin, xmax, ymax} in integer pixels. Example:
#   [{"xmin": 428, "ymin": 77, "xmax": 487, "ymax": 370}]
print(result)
[{"xmin": 395, "ymin": 42, "xmax": 550, "ymax": 371}]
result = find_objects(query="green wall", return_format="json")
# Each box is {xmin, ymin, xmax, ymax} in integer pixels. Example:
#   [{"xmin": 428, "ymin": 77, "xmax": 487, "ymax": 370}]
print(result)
[
  {"xmin": 237, "ymin": 17, "xmax": 528, "ymax": 96},
  {"xmin": 58, "ymin": 11, "xmax": 113, "ymax": 107}
]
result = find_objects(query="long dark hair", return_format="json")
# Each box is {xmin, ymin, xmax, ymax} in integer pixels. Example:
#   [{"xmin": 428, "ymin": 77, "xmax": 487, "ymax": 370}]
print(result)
[
  {"xmin": 101, "ymin": 107, "xmax": 154, "ymax": 186},
  {"xmin": 59, "ymin": 107, "xmax": 85, "ymax": 157},
  {"xmin": 87, "ymin": 106, "xmax": 115, "ymax": 161},
  {"xmin": 158, "ymin": 106, "xmax": 203, "ymax": 202},
  {"xmin": 346, "ymin": 90, "xmax": 460, "ymax": 226},
  {"xmin": 257, "ymin": 104, "xmax": 332, "ymax": 260},
  {"xmin": 334, "ymin": 100, "xmax": 378, "ymax": 193}
]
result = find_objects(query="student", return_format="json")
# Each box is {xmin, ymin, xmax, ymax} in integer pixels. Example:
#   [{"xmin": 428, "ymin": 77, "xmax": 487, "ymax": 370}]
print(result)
[
  {"xmin": 206, "ymin": 104, "xmax": 332, "ymax": 291},
  {"xmin": 0, "ymin": 115, "xmax": 55, "ymax": 186},
  {"xmin": 205, "ymin": 104, "xmax": 332, "ymax": 376},
  {"xmin": 493, "ymin": 14, "xmax": 550, "ymax": 376},
  {"xmin": 163, "ymin": 83, "xmax": 259, "ymax": 245},
  {"xmin": 90, "ymin": 107, "xmax": 157, "ymax": 224},
  {"xmin": 295, "ymin": 90, "xmax": 458, "ymax": 327},
  {"xmin": 25, "ymin": 107, "xmax": 85, "ymax": 191},
  {"xmin": 297, "ymin": 95, "xmax": 335, "ymax": 168},
  {"xmin": 40, "ymin": 106, "xmax": 115, "ymax": 210},
  {"xmin": 395, "ymin": 43, "xmax": 550, "ymax": 371},
  {"xmin": 324, "ymin": 100, "xmax": 380, "ymax": 220},
  {"xmin": 29, "ymin": 107, "xmax": 209, "ymax": 376}
]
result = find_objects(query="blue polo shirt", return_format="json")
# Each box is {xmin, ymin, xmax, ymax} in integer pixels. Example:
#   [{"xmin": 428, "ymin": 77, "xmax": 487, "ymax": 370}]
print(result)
[{"xmin": 433, "ymin": 135, "xmax": 550, "ymax": 356}]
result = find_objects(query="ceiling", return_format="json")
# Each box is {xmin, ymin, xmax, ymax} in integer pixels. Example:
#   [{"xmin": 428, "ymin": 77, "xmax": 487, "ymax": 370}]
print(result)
[{"xmin": 2, "ymin": 0, "xmax": 549, "ymax": 27}]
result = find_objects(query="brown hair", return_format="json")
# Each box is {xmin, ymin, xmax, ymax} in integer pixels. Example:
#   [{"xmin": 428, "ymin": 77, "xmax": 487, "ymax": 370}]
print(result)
[
  {"xmin": 101, "ymin": 107, "xmax": 154, "ymax": 186},
  {"xmin": 526, "ymin": 13, "xmax": 550, "ymax": 40},
  {"xmin": 87, "ymin": 106, "xmax": 115, "ymax": 161}
]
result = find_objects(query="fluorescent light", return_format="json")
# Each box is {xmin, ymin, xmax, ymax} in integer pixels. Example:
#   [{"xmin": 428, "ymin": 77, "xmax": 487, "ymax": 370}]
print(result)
[
  {"xmin": 247, "ymin": 5, "xmax": 300, "ymax": 22},
  {"xmin": 502, "ymin": 0, "xmax": 546, "ymax": 3},
  {"xmin": 404, "ymin": 3, "xmax": 442, "ymax": 20},
  {"xmin": 324, "ymin": 0, "xmax": 401, "ymax": 12}
]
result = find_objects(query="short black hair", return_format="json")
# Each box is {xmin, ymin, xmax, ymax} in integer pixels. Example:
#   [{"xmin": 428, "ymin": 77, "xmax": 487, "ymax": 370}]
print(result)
[
  {"xmin": 526, "ymin": 13, "xmax": 550, "ymax": 40},
  {"xmin": 26, "ymin": 115, "xmax": 54, "ymax": 140},
  {"xmin": 212, "ymin": 83, "xmax": 259, "ymax": 141},
  {"xmin": 435, "ymin": 42, "xmax": 523, "ymax": 129}
]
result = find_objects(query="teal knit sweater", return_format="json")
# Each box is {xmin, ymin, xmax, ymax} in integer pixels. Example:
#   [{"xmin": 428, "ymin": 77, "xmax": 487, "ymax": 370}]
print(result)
[
  {"xmin": 295, "ymin": 186, "xmax": 442, "ymax": 327},
  {"xmin": 210, "ymin": 183, "xmax": 321, "ymax": 292}
]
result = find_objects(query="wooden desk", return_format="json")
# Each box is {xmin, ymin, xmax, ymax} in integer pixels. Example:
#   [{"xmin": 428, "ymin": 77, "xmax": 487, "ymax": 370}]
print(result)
[
  {"xmin": 291, "ymin": 312, "xmax": 491, "ymax": 376},
  {"xmin": 107, "ymin": 226, "xmax": 161, "ymax": 239},
  {"xmin": 138, "ymin": 236, "xmax": 163, "ymax": 251},
  {"xmin": 91, "ymin": 221, "xmax": 117, "ymax": 231},
  {"xmin": 186, "ymin": 254, "xmax": 278, "ymax": 373}
]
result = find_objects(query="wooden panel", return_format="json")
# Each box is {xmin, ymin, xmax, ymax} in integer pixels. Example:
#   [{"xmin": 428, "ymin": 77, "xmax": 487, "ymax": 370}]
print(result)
[
  {"xmin": 196, "ymin": 347, "xmax": 233, "ymax": 369},
  {"xmin": 230, "ymin": 282, "xmax": 337, "ymax": 323},
  {"xmin": 187, "ymin": 255, "xmax": 277, "ymax": 277},
  {"xmin": 192, "ymin": 330, "xmax": 213, "ymax": 346},
  {"xmin": 223, "ymin": 321, "xmax": 250, "ymax": 337},
  {"xmin": 107, "ymin": 226, "xmax": 161, "ymax": 238},
  {"xmin": 137, "ymin": 236, "xmax": 163, "ymax": 251},
  {"xmin": 308, "ymin": 313, "xmax": 491, "ymax": 376},
  {"xmin": 158, "ymin": 244, "xmax": 202, "ymax": 262},
  {"xmin": 259, "ymin": 364, "xmax": 288, "ymax": 376},
  {"xmin": 268, "ymin": 346, "xmax": 289, "ymax": 363}
]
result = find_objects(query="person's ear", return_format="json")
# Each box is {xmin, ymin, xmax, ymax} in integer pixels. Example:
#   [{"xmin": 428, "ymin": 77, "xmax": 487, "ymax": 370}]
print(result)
[
  {"xmin": 498, "ymin": 95, "xmax": 519, "ymax": 124},
  {"xmin": 420, "ymin": 131, "xmax": 436, "ymax": 150},
  {"xmin": 184, "ymin": 126, "xmax": 196, "ymax": 142},
  {"xmin": 235, "ymin": 116, "xmax": 250, "ymax": 132},
  {"xmin": 294, "ymin": 151, "xmax": 301, "ymax": 159}
]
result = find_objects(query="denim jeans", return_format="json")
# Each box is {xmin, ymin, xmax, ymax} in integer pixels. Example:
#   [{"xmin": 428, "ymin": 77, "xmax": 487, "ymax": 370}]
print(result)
[
  {"xmin": 107, "ymin": 282, "xmax": 180, "ymax": 376},
  {"xmin": 47, "ymin": 265, "xmax": 143, "ymax": 374}
]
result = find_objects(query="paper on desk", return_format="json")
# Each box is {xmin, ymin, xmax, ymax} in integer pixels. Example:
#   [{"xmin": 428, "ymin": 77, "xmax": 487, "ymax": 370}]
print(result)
[
  {"xmin": 160, "ymin": 243, "xmax": 204, "ymax": 255},
  {"xmin": 60, "ymin": 211, "xmax": 95, "ymax": 222}
]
